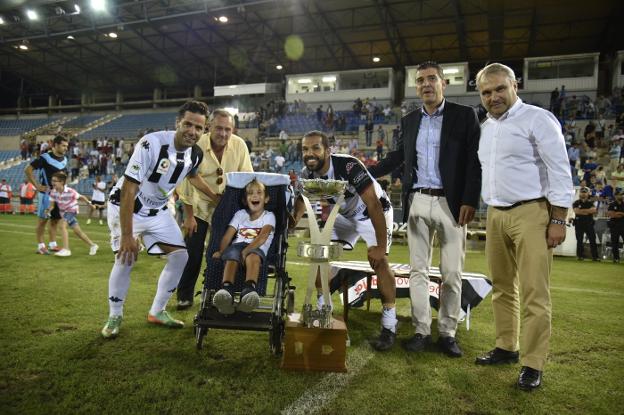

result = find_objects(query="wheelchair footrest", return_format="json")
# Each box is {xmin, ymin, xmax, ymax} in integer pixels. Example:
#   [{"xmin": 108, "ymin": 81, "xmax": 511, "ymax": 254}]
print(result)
[{"xmin": 195, "ymin": 308, "xmax": 273, "ymax": 331}]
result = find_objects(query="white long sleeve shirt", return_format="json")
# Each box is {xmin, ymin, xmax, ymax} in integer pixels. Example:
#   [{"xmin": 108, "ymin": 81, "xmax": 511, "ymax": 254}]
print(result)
[{"xmin": 478, "ymin": 98, "xmax": 574, "ymax": 208}]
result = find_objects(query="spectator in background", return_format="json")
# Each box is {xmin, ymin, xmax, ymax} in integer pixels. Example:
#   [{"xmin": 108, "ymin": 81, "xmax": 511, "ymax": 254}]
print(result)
[
  {"xmin": 19, "ymin": 179, "xmax": 36, "ymax": 214},
  {"xmin": 611, "ymin": 163, "xmax": 624, "ymax": 190},
  {"xmin": 87, "ymin": 175, "xmax": 107, "ymax": 225},
  {"xmin": 274, "ymin": 153, "xmax": 285, "ymax": 173},
  {"xmin": 46, "ymin": 172, "xmax": 99, "ymax": 258},
  {"xmin": 365, "ymin": 116, "xmax": 374, "ymax": 147},
  {"xmin": 572, "ymin": 187, "xmax": 599, "ymax": 261},
  {"xmin": 20, "ymin": 138, "xmax": 29, "ymax": 160},
  {"xmin": 549, "ymin": 87, "xmax": 559, "ymax": 113},
  {"xmin": 24, "ymin": 135, "xmax": 69, "ymax": 255},
  {"xmin": 609, "ymin": 140, "xmax": 622, "ymax": 172},
  {"xmin": 244, "ymin": 137, "xmax": 253, "ymax": 154},
  {"xmin": 0, "ymin": 179, "xmax": 12, "ymax": 214},
  {"xmin": 279, "ymin": 129, "xmax": 289, "ymax": 144},
  {"xmin": 607, "ymin": 189, "xmax": 624, "ymax": 263},
  {"xmin": 376, "ymin": 137, "xmax": 384, "ymax": 160}
]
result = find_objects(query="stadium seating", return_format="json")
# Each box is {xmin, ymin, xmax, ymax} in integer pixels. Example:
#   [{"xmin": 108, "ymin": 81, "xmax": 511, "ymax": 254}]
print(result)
[
  {"xmin": 0, "ymin": 118, "xmax": 54, "ymax": 136},
  {"xmin": 62, "ymin": 114, "xmax": 104, "ymax": 129},
  {"xmin": 79, "ymin": 112, "xmax": 177, "ymax": 140}
]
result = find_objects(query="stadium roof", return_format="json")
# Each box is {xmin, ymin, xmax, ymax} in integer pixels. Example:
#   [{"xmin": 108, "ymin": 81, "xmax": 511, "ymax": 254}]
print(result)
[{"xmin": 0, "ymin": 0, "xmax": 623, "ymax": 108}]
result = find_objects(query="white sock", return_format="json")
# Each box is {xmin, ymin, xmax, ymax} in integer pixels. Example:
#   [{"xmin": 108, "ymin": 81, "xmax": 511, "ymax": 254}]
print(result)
[
  {"xmin": 108, "ymin": 258, "xmax": 134, "ymax": 317},
  {"xmin": 149, "ymin": 249, "xmax": 189, "ymax": 316},
  {"xmin": 38, "ymin": 242, "xmax": 46, "ymax": 249},
  {"xmin": 49, "ymin": 241, "xmax": 57, "ymax": 248},
  {"xmin": 381, "ymin": 306, "xmax": 397, "ymax": 333}
]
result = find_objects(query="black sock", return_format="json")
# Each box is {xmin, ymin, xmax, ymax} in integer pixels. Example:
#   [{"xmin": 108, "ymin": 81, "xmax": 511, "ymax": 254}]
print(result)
[
  {"xmin": 222, "ymin": 282, "xmax": 234, "ymax": 293},
  {"xmin": 245, "ymin": 280, "xmax": 256, "ymax": 290}
]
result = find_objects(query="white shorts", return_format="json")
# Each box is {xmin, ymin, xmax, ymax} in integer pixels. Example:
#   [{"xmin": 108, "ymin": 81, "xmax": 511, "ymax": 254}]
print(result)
[
  {"xmin": 332, "ymin": 208, "xmax": 393, "ymax": 254},
  {"xmin": 107, "ymin": 202, "xmax": 185, "ymax": 255}
]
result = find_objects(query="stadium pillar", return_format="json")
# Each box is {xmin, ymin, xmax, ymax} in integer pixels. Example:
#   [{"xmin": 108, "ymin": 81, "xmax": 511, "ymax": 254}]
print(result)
[
  {"xmin": 116, "ymin": 90, "xmax": 123, "ymax": 111},
  {"xmin": 153, "ymin": 88, "xmax": 162, "ymax": 108}
]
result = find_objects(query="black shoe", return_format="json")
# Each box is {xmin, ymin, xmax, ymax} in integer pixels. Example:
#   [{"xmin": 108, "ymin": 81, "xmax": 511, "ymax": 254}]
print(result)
[
  {"xmin": 517, "ymin": 366, "xmax": 542, "ymax": 391},
  {"xmin": 176, "ymin": 300, "xmax": 193, "ymax": 310},
  {"xmin": 401, "ymin": 333, "xmax": 432, "ymax": 352},
  {"xmin": 369, "ymin": 328, "xmax": 396, "ymax": 351},
  {"xmin": 437, "ymin": 336, "xmax": 463, "ymax": 357},
  {"xmin": 475, "ymin": 347, "xmax": 519, "ymax": 365}
]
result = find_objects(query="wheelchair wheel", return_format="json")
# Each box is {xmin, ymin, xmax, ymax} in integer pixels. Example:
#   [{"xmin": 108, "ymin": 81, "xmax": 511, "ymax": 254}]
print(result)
[
  {"xmin": 195, "ymin": 324, "xmax": 208, "ymax": 350},
  {"xmin": 269, "ymin": 315, "xmax": 284, "ymax": 356}
]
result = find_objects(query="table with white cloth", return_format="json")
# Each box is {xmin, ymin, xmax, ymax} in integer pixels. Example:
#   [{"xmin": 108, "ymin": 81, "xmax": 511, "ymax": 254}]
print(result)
[{"xmin": 328, "ymin": 261, "xmax": 492, "ymax": 330}]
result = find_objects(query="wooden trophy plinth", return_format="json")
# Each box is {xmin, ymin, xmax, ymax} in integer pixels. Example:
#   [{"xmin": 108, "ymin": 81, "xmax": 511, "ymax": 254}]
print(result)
[{"xmin": 280, "ymin": 314, "xmax": 348, "ymax": 372}]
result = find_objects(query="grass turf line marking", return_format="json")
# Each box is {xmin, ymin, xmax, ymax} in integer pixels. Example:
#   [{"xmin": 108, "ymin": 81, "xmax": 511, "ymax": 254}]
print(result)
[{"xmin": 280, "ymin": 345, "xmax": 374, "ymax": 415}]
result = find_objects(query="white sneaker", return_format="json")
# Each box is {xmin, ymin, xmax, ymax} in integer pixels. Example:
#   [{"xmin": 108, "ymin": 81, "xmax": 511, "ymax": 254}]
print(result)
[
  {"xmin": 54, "ymin": 248, "xmax": 72, "ymax": 257},
  {"xmin": 86, "ymin": 219, "xmax": 92, "ymax": 225},
  {"xmin": 89, "ymin": 244, "xmax": 99, "ymax": 256}
]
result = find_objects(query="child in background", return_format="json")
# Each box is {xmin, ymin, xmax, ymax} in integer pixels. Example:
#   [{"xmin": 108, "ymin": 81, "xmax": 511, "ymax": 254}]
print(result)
[
  {"xmin": 212, "ymin": 179, "xmax": 275, "ymax": 314},
  {"xmin": 46, "ymin": 172, "xmax": 99, "ymax": 257}
]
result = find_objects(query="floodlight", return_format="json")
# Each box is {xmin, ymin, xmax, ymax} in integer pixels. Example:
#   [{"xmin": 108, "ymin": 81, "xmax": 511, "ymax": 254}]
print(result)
[
  {"xmin": 26, "ymin": 10, "xmax": 38, "ymax": 20},
  {"xmin": 19, "ymin": 44, "xmax": 28, "ymax": 50},
  {"xmin": 372, "ymin": 56, "xmax": 380, "ymax": 63},
  {"xmin": 322, "ymin": 75, "xmax": 336, "ymax": 82},
  {"xmin": 74, "ymin": 4, "xmax": 81, "ymax": 14},
  {"xmin": 67, "ymin": 35, "xmax": 75, "ymax": 40},
  {"xmin": 218, "ymin": 16, "xmax": 228, "ymax": 23},
  {"xmin": 91, "ymin": 0, "xmax": 106, "ymax": 12},
  {"xmin": 0, "ymin": 16, "xmax": 4, "ymax": 25},
  {"xmin": 108, "ymin": 32, "xmax": 118, "ymax": 38},
  {"xmin": 276, "ymin": 65, "xmax": 283, "ymax": 70}
]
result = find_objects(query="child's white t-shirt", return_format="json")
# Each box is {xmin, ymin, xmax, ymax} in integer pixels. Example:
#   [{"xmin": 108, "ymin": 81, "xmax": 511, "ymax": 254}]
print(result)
[{"xmin": 229, "ymin": 209, "xmax": 276, "ymax": 255}]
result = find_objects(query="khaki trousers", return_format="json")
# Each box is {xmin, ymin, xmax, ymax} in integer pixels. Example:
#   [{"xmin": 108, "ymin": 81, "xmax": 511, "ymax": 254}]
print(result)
[
  {"xmin": 407, "ymin": 193, "xmax": 466, "ymax": 337},
  {"xmin": 486, "ymin": 201, "xmax": 552, "ymax": 371}
]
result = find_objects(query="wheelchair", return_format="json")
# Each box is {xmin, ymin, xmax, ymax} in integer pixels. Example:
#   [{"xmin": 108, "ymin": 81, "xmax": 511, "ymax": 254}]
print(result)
[{"xmin": 193, "ymin": 172, "xmax": 295, "ymax": 355}]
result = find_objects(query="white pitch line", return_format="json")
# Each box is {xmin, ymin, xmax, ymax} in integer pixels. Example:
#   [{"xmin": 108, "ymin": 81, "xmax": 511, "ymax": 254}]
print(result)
[
  {"xmin": 280, "ymin": 345, "xmax": 375, "ymax": 415},
  {"xmin": 0, "ymin": 228, "xmax": 110, "ymax": 244}
]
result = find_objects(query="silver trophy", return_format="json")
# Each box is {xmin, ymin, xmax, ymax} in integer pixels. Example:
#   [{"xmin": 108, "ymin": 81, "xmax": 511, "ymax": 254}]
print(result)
[{"xmin": 297, "ymin": 178, "xmax": 347, "ymax": 328}]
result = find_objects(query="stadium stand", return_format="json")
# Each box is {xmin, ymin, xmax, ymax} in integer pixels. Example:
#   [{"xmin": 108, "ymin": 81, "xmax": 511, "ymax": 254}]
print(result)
[
  {"xmin": 0, "ymin": 118, "xmax": 55, "ymax": 136},
  {"xmin": 79, "ymin": 111, "xmax": 177, "ymax": 140}
]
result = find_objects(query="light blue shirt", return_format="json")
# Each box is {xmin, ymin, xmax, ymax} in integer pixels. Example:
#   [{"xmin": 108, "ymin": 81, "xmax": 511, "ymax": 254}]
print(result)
[{"xmin": 413, "ymin": 100, "xmax": 445, "ymax": 189}]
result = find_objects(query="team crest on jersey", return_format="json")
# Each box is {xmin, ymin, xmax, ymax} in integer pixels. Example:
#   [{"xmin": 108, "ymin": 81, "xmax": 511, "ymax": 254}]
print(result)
[
  {"xmin": 345, "ymin": 162, "xmax": 356, "ymax": 174},
  {"xmin": 141, "ymin": 140, "xmax": 150, "ymax": 150},
  {"xmin": 156, "ymin": 158, "xmax": 171, "ymax": 175}
]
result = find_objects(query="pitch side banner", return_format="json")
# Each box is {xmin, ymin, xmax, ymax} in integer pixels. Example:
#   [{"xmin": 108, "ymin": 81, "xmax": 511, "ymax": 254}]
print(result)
[{"xmin": 328, "ymin": 261, "xmax": 492, "ymax": 323}]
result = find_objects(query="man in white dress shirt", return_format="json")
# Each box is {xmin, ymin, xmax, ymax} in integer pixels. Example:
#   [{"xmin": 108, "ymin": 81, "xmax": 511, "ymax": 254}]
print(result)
[{"xmin": 474, "ymin": 63, "xmax": 574, "ymax": 391}]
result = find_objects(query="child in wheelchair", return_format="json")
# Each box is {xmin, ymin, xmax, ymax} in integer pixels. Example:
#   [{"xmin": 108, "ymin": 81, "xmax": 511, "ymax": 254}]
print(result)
[{"xmin": 212, "ymin": 179, "xmax": 275, "ymax": 314}]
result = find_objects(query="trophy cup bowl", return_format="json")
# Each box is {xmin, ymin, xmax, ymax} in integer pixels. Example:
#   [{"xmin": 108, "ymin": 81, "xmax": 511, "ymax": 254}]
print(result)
[{"xmin": 299, "ymin": 178, "xmax": 347, "ymax": 201}]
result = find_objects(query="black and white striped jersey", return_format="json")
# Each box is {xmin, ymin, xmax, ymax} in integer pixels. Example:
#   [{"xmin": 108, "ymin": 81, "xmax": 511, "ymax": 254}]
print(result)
[
  {"xmin": 302, "ymin": 153, "xmax": 391, "ymax": 220},
  {"xmin": 110, "ymin": 131, "xmax": 202, "ymax": 216}
]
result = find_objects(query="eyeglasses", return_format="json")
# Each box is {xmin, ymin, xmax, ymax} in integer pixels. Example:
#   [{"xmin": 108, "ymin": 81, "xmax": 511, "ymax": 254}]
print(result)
[{"xmin": 216, "ymin": 167, "xmax": 223, "ymax": 185}]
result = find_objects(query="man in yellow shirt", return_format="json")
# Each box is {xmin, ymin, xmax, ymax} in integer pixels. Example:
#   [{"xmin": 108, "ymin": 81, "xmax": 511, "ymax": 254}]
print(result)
[{"xmin": 176, "ymin": 109, "xmax": 253, "ymax": 309}]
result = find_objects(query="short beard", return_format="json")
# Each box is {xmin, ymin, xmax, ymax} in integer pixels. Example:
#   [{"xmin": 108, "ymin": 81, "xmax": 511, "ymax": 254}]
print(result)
[{"xmin": 305, "ymin": 156, "xmax": 325, "ymax": 172}]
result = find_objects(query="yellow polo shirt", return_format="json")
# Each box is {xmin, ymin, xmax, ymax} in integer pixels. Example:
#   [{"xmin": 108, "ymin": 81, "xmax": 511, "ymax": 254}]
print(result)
[{"xmin": 177, "ymin": 133, "xmax": 253, "ymax": 222}]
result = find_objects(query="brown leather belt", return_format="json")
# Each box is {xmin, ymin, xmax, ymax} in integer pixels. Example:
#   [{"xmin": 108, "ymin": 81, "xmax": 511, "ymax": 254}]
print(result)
[
  {"xmin": 493, "ymin": 197, "xmax": 546, "ymax": 210},
  {"xmin": 414, "ymin": 188, "xmax": 445, "ymax": 197}
]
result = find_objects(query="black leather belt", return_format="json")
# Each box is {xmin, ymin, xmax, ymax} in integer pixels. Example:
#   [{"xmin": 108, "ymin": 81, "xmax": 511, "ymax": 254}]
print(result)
[
  {"xmin": 413, "ymin": 188, "xmax": 445, "ymax": 197},
  {"xmin": 493, "ymin": 197, "xmax": 546, "ymax": 210}
]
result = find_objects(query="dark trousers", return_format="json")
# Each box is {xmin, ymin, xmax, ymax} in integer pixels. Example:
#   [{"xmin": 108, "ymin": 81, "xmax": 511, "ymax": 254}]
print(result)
[
  {"xmin": 176, "ymin": 217, "xmax": 210, "ymax": 302},
  {"xmin": 611, "ymin": 226, "xmax": 624, "ymax": 260},
  {"xmin": 575, "ymin": 223, "xmax": 598, "ymax": 259}
]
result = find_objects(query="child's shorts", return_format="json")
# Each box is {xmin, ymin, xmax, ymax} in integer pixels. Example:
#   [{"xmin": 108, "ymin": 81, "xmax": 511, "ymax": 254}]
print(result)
[
  {"xmin": 221, "ymin": 242, "xmax": 266, "ymax": 264},
  {"xmin": 63, "ymin": 211, "xmax": 79, "ymax": 228}
]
